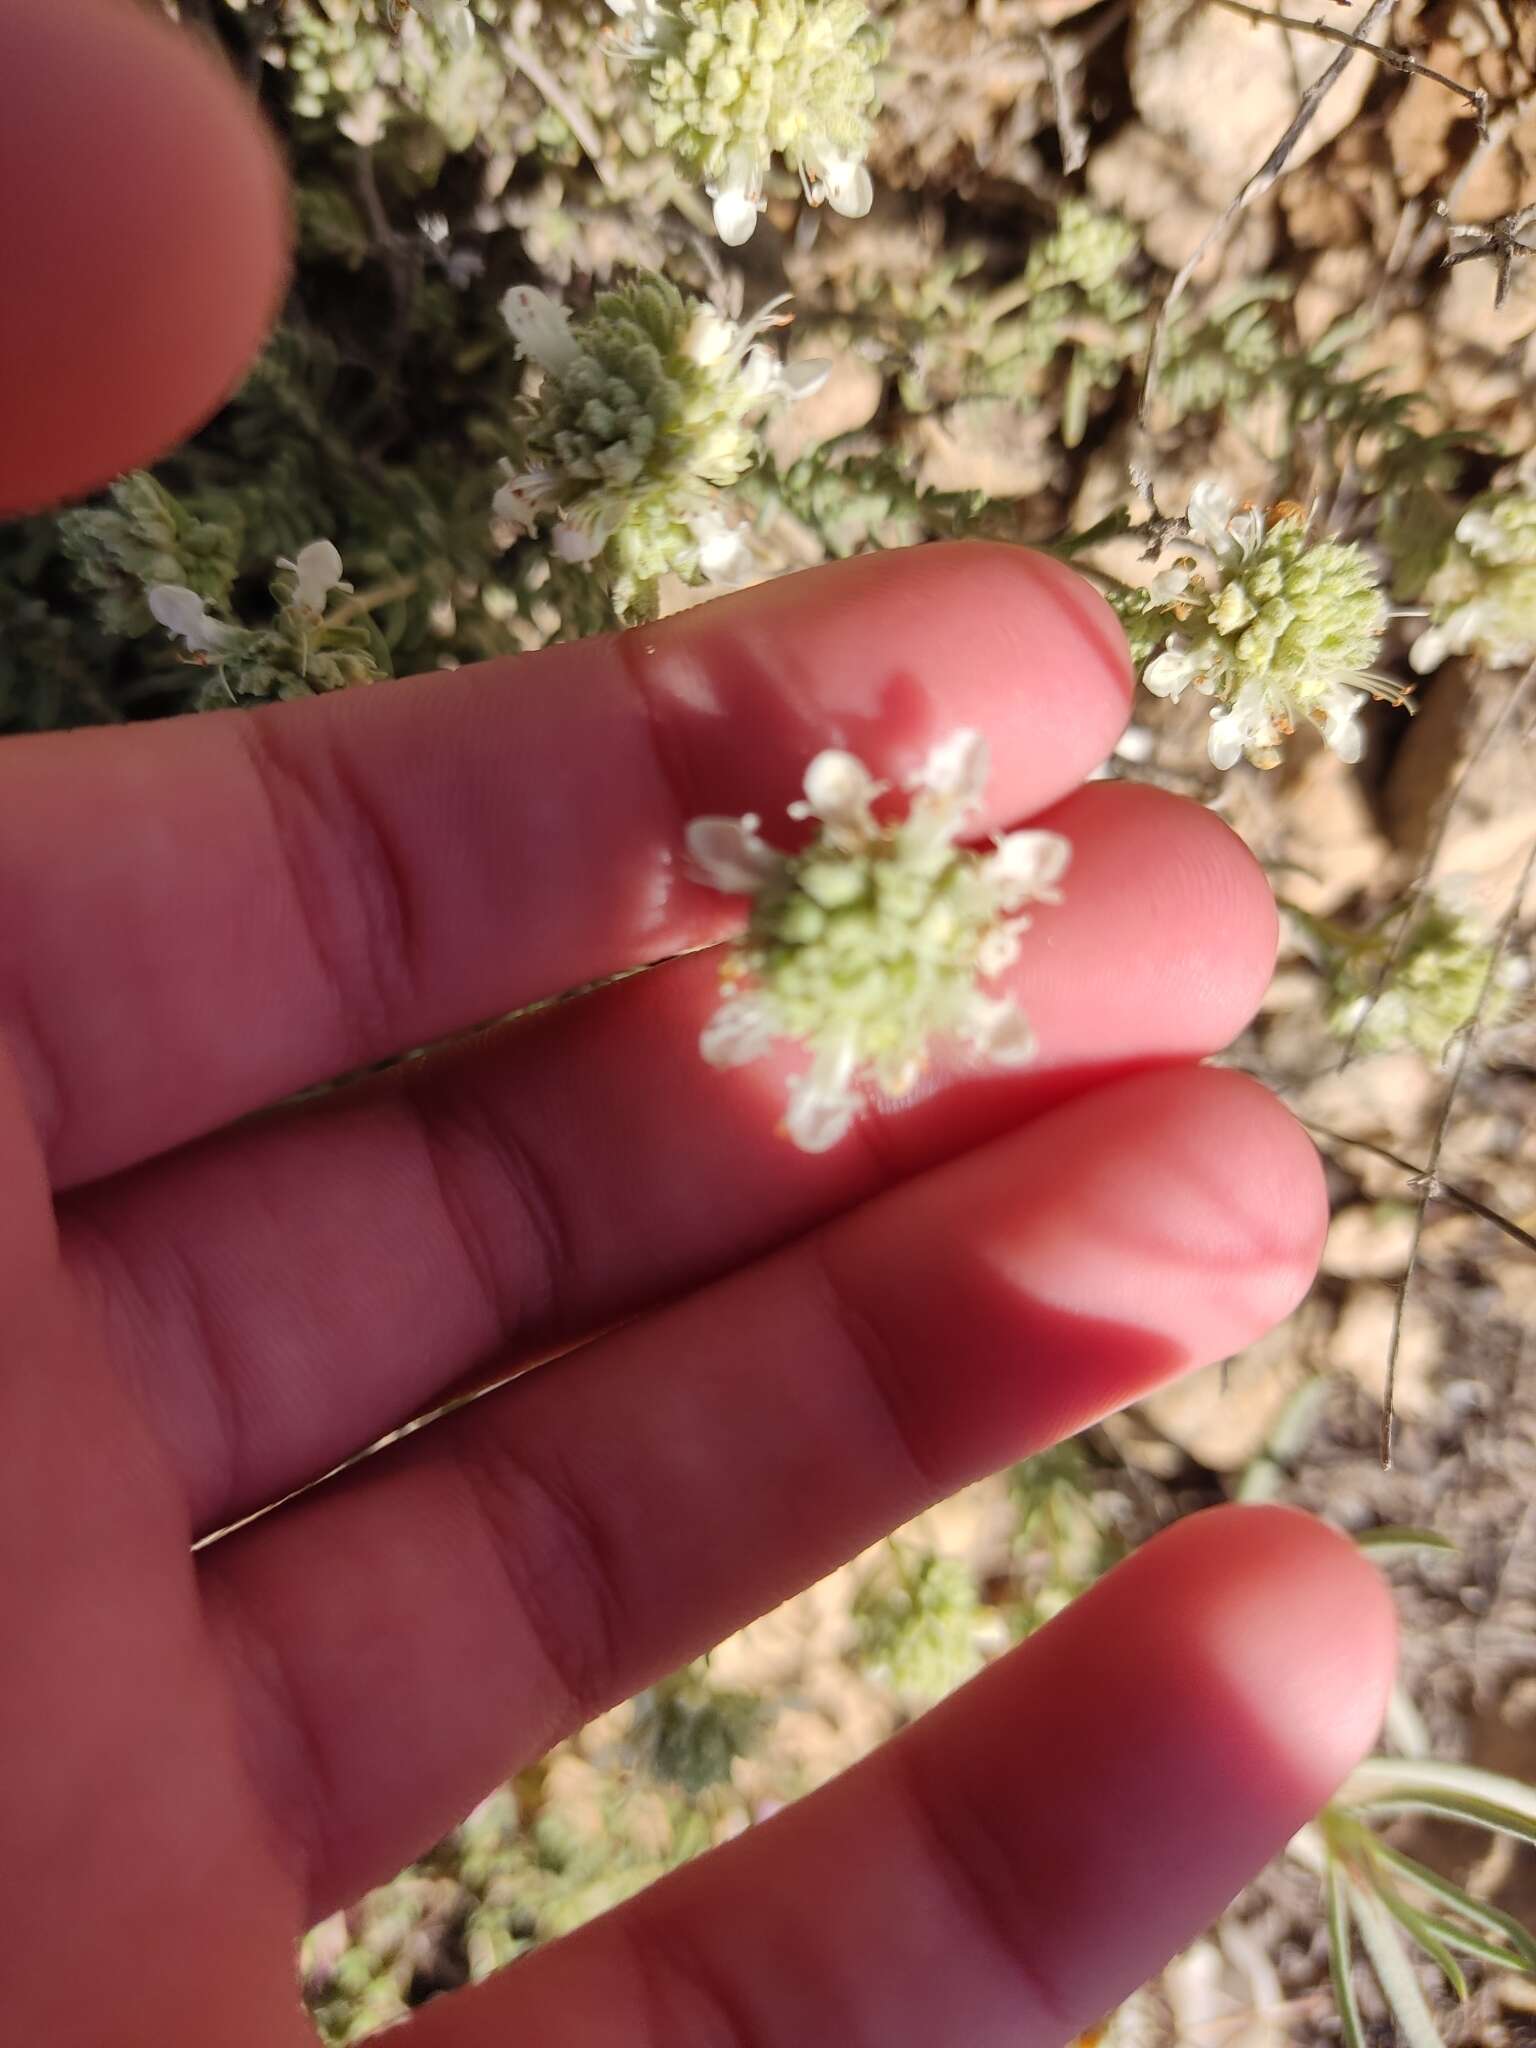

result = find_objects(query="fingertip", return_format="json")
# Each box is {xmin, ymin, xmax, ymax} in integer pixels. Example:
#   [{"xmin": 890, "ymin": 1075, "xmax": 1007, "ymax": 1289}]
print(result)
[
  {"xmin": 638, "ymin": 542, "xmax": 1135, "ymax": 826},
  {"xmin": 0, "ymin": 0, "xmax": 291, "ymax": 513},
  {"xmin": 1155, "ymin": 1505, "xmax": 1399, "ymax": 1804}
]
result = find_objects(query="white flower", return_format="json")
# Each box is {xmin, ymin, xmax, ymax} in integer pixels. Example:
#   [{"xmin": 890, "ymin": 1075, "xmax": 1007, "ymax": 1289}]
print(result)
[
  {"xmin": 493, "ymin": 462, "xmax": 556, "ymax": 533},
  {"xmin": 788, "ymin": 748, "xmax": 886, "ymax": 843},
  {"xmin": 552, "ymin": 522, "xmax": 604, "ymax": 564},
  {"xmin": 1142, "ymin": 636, "xmax": 1203, "ymax": 699},
  {"xmin": 415, "ymin": 0, "xmax": 476, "ymax": 51},
  {"xmin": 784, "ymin": 1038, "xmax": 861, "ymax": 1153},
  {"xmin": 802, "ymin": 147, "xmax": 873, "ymax": 220},
  {"xmin": 278, "ymin": 539, "xmax": 349, "ymax": 615},
  {"xmin": 686, "ymin": 814, "xmax": 785, "ymax": 893},
  {"xmin": 913, "ymin": 729, "xmax": 989, "ymax": 808},
  {"xmin": 985, "ymin": 829, "xmax": 1071, "ymax": 908},
  {"xmin": 709, "ymin": 156, "xmax": 768, "ymax": 248},
  {"xmin": 500, "ymin": 285, "xmax": 581, "ymax": 375},
  {"xmin": 960, "ymin": 993, "xmax": 1037, "ymax": 1066},
  {"xmin": 147, "ymin": 584, "xmax": 238, "ymax": 657},
  {"xmin": 700, "ymin": 992, "xmax": 781, "ymax": 1066},
  {"xmin": 689, "ymin": 729, "xmax": 1070, "ymax": 1151}
]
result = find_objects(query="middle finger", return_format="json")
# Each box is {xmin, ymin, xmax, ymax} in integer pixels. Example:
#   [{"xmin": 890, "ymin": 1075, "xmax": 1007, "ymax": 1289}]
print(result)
[{"xmin": 68, "ymin": 781, "xmax": 1276, "ymax": 1534}]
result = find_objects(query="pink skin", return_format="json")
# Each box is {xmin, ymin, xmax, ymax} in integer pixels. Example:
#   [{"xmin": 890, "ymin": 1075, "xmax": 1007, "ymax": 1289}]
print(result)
[{"xmin": 0, "ymin": 6, "xmax": 1395, "ymax": 2045}]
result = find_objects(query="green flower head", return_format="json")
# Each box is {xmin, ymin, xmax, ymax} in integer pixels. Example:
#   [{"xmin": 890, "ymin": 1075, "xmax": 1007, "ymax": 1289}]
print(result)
[
  {"xmin": 495, "ymin": 276, "xmax": 826, "ymax": 621},
  {"xmin": 1410, "ymin": 491, "xmax": 1536, "ymax": 676},
  {"xmin": 610, "ymin": 0, "xmax": 887, "ymax": 244},
  {"xmin": 687, "ymin": 731, "xmax": 1070, "ymax": 1152},
  {"xmin": 1141, "ymin": 481, "xmax": 1395, "ymax": 770},
  {"xmin": 1325, "ymin": 900, "xmax": 1519, "ymax": 1060}
]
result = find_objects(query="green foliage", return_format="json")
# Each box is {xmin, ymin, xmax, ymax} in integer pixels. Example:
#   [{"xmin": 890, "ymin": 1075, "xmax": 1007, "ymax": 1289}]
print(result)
[
  {"xmin": 854, "ymin": 1549, "xmax": 993, "ymax": 1706},
  {"xmin": 625, "ymin": 1666, "xmax": 769, "ymax": 1794},
  {"xmin": 1301, "ymin": 898, "xmax": 1519, "ymax": 1060}
]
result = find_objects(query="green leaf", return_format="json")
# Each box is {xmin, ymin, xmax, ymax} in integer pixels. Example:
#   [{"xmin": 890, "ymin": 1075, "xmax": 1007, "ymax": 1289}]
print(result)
[
  {"xmin": 1367, "ymin": 1840, "xmax": 1536, "ymax": 1973},
  {"xmin": 1356, "ymin": 1526, "xmax": 1457, "ymax": 1561},
  {"xmin": 1327, "ymin": 1862, "xmax": 1370, "ymax": 2048},
  {"xmin": 1373, "ymin": 1881, "xmax": 1469, "ymax": 2001},
  {"xmin": 1345, "ymin": 1758, "xmax": 1536, "ymax": 1825},
  {"xmin": 1355, "ymin": 1791, "xmax": 1536, "ymax": 1853},
  {"xmin": 1348, "ymin": 1876, "xmax": 1448, "ymax": 2048}
]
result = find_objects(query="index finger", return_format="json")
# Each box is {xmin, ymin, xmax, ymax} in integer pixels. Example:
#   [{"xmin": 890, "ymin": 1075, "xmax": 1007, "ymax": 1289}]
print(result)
[
  {"xmin": 0, "ymin": 0, "xmax": 289, "ymax": 515},
  {"xmin": 2, "ymin": 543, "xmax": 1132, "ymax": 1187}
]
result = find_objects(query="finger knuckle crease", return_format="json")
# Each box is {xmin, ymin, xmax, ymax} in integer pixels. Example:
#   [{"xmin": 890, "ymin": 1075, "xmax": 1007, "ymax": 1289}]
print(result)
[
  {"xmin": 238, "ymin": 719, "xmax": 417, "ymax": 1056},
  {"xmin": 455, "ymin": 1424, "xmax": 624, "ymax": 1733}
]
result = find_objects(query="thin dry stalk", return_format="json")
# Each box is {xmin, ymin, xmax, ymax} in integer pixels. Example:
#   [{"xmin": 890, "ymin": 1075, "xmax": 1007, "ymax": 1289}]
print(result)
[
  {"xmin": 1380, "ymin": 831, "xmax": 1536, "ymax": 1468},
  {"xmin": 1340, "ymin": 660, "xmax": 1536, "ymax": 1067},
  {"xmin": 1140, "ymin": 0, "xmax": 1395, "ymax": 424},
  {"xmin": 1210, "ymin": 0, "xmax": 1489, "ymax": 140}
]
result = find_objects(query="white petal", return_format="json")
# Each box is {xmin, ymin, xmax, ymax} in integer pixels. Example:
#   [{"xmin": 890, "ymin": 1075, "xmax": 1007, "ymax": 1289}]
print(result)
[
  {"xmin": 912, "ymin": 728, "xmax": 989, "ymax": 808},
  {"xmin": 816, "ymin": 152, "xmax": 873, "ymax": 219},
  {"xmin": 780, "ymin": 357, "xmax": 831, "ymax": 400},
  {"xmin": 985, "ymin": 829, "xmax": 1072, "ymax": 907},
  {"xmin": 1454, "ymin": 508, "xmax": 1507, "ymax": 561},
  {"xmin": 1225, "ymin": 506, "xmax": 1267, "ymax": 560},
  {"xmin": 1322, "ymin": 688, "xmax": 1365, "ymax": 764},
  {"xmin": 286, "ymin": 539, "xmax": 346, "ymax": 613},
  {"xmin": 976, "ymin": 925, "xmax": 1022, "ymax": 976},
  {"xmin": 1207, "ymin": 710, "xmax": 1248, "ymax": 771},
  {"xmin": 791, "ymin": 749, "xmax": 883, "ymax": 835},
  {"xmin": 1186, "ymin": 480, "xmax": 1237, "ymax": 554},
  {"xmin": 1408, "ymin": 618, "xmax": 1459, "ymax": 674},
  {"xmin": 963, "ymin": 994, "xmax": 1037, "ymax": 1068},
  {"xmin": 685, "ymin": 814, "xmax": 784, "ymax": 894},
  {"xmin": 552, "ymin": 522, "xmax": 603, "ymax": 563},
  {"xmin": 683, "ymin": 307, "xmax": 736, "ymax": 368},
  {"xmin": 147, "ymin": 584, "xmax": 235, "ymax": 656},
  {"xmin": 784, "ymin": 1047, "xmax": 861, "ymax": 1152},
  {"xmin": 1149, "ymin": 564, "xmax": 1192, "ymax": 604},
  {"xmin": 693, "ymin": 521, "xmax": 752, "ymax": 584},
  {"xmin": 700, "ymin": 994, "xmax": 779, "ymax": 1068},
  {"xmin": 1142, "ymin": 639, "xmax": 1201, "ymax": 700},
  {"xmin": 501, "ymin": 286, "xmax": 580, "ymax": 374},
  {"xmin": 711, "ymin": 184, "xmax": 761, "ymax": 247}
]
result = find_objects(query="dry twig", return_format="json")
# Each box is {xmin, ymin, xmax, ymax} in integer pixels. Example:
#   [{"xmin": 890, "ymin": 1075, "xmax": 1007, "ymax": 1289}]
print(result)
[
  {"xmin": 1035, "ymin": 29, "xmax": 1090, "ymax": 176},
  {"xmin": 1301, "ymin": 1120, "xmax": 1536, "ymax": 1257},
  {"xmin": 1380, "ymin": 831, "xmax": 1536, "ymax": 1469},
  {"xmin": 1140, "ymin": 0, "xmax": 1394, "ymax": 423},
  {"xmin": 1210, "ymin": 0, "xmax": 1489, "ymax": 140},
  {"xmin": 1340, "ymin": 660, "xmax": 1536, "ymax": 1066},
  {"xmin": 1443, "ymin": 205, "xmax": 1536, "ymax": 309}
]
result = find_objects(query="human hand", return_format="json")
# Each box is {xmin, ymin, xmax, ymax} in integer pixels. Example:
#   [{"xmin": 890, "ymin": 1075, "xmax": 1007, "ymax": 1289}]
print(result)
[{"xmin": 1, "ymin": 5, "xmax": 1395, "ymax": 2043}]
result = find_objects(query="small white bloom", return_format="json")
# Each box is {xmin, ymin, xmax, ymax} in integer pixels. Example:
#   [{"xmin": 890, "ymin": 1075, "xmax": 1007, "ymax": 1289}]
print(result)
[
  {"xmin": 493, "ymin": 462, "xmax": 557, "ymax": 534},
  {"xmin": 913, "ymin": 730, "xmax": 989, "ymax": 809},
  {"xmin": 784, "ymin": 1041, "xmax": 861, "ymax": 1153},
  {"xmin": 789, "ymin": 749, "xmax": 885, "ymax": 840},
  {"xmin": 1142, "ymin": 637, "xmax": 1203, "ymax": 700},
  {"xmin": 501, "ymin": 286, "xmax": 581, "ymax": 375},
  {"xmin": 700, "ymin": 993, "xmax": 781, "ymax": 1067},
  {"xmin": 1207, "ymin": 709, "xmax": 1248, "ymax": 773},
  {"xmin": 1320, "ymin": 685, "xmax": 1365, "ymax": 764},
  {"xmin": 1454, "ymin": 507, "xmax": 1509, "ymax": 560},
  {"xmin": 711, "ymin": 177, "xmax": 765, "ymax": 249},
  {"xmin": 683, "ymin": 307, "xmax": 736, "ymax": 368},
  {"xmin": 412, "ymin": 0, "xmax": 476, "ymax": 49},
  {"xmin": 278, "ymin": 539, "xmax": 349, "ymax": 615},
  {"xmin": 985, "ymin": 829, "xmax": 1071, "ymax": 908},
  {"xmin": 961, "ymin": 993, "xmax": 1037, "ymax": 1066},
  {"xmin": 1186, "ymin": 480, "xmax": 1238, "ymax": 556},
  {"xmin": 686, "ymin": 814, "xmax": 785, "ymax": 893},
  {"xmin": 147, "ymin": 584, "xmax": 237, "ymax": 657},
  {"xmin": 1407, "ymin": 617, "xmax": 1464, "ymax": 675},
  {"xmin": 806, "ymin": 149, "xmax": 873, "ymax": 220},
  {"xmin": 552, "ymin": 522, "xmax": 604, "ymax": 564}
]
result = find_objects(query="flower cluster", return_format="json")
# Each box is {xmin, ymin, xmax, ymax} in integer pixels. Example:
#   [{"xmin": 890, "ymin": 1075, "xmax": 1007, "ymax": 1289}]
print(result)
[
  {"xmin": 148, "ymin": 540, "xmax": 388, "ymax": 705},
  {"xmin": 1141, "ymin": 482, "xmax": 1396, "ymax": 770},
  {"xmin": 1410, "ymin": 491, "xmax": 1536, "ymax": 675},
  {"xmin": 494, "ymin": 276, "xmax": 826, "ymax": 621},
  {"xmin": 1320, "ymin": 899, "xmax": 1519, "ymax": 1060},
  {"xmin": 610, "ymin": 0, "xmax": 887, "ymax": 245},
  {"xmin": 686, "ymin": 731, "xmax": 1070, "ymax": 1152}
]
